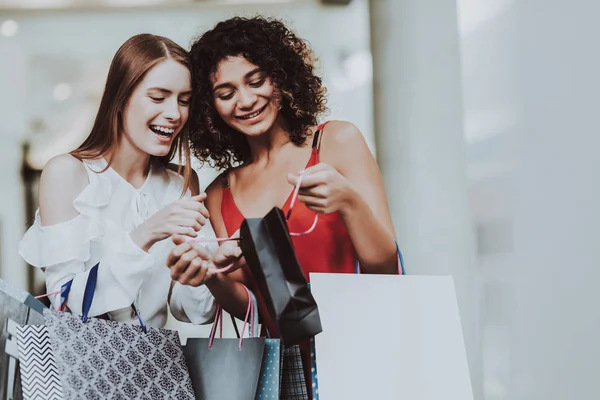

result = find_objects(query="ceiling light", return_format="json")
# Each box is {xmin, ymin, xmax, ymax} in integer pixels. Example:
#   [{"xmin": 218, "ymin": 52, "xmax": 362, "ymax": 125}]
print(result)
[
  {"xmin": 0, "ymin": 20, "xmax": 19, "ymax": 37},
  {"xmin": 53, "ymin": 83, "xmax": 73, "ymax": 102}
]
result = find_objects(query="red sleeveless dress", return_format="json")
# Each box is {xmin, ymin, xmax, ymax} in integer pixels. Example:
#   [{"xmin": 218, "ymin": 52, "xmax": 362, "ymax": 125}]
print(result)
[{"xmin": 220, "ymin": 122, "xmax": 356, "ymax": 393}]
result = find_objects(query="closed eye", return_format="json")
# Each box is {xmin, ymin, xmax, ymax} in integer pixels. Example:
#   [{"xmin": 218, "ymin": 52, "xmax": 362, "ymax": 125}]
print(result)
[
  {"xmin": 217, "ymin": 92, "xmax": 235, "ymax": 101},
  {"xmin": 249, "ymin": 78, "xmax": 265, "ymax": 88}
]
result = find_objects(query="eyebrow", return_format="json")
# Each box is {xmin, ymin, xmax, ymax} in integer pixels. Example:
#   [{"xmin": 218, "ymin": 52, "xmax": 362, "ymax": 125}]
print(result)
[
  {"xmin": 146, "ymin": 87, "xmax": 192, "ymax": 96},
  {"xmin": 212, "ymin": 68, "xmax": 263, "ymax": 92}
]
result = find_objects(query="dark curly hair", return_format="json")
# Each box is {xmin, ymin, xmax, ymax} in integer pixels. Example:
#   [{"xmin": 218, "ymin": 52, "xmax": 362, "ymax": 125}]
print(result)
[{"xmin": 188, "ymin": 16, "xmax": 328, "ymax": 170}]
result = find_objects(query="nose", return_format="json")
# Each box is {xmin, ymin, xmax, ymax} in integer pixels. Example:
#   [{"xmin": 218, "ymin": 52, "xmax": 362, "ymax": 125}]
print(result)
[
  {"xmin": 163, "ymin": 98, "xmax": 181, "ymax": 121},
  {"xmin": 237, "ymin": 87, "xmax": 257, "ymax": 110}
]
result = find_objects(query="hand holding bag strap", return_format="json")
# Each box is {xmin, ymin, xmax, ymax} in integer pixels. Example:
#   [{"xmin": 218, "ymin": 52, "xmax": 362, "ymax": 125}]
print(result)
[{"xmin": 58, "ymin": 263, "xmax": 147, "ymax": 331}]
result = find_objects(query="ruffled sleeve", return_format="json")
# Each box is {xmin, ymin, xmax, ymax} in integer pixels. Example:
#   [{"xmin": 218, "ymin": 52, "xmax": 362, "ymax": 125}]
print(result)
[
  {"xmin": 18, "ymin": 166, "xmax": 156, "ymax": 317},
  {"xmin": 168, "ymin": 218, "xmax": 220, "ymax": 325},
  {"xmin": 169, "ymin": 282, "xmax": 217, "ymax": 325}
]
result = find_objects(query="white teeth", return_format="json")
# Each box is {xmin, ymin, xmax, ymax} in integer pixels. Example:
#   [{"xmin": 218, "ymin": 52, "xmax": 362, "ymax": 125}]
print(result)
[
  {"xmin": 243, "ymin": 111, "xmax": 260, "ymax": 119},
  {"xmin": 151, "ymin": 125, "xmax": 175, "ymax": 134}
]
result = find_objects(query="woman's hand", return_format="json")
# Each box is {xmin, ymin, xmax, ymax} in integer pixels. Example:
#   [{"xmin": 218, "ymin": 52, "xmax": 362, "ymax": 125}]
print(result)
[
  {"xmin": 130, "ymin": 193, "xmax": 210, "ymax": 251},
  {"xmin": 211, "ymin": 231, "xmax": 246, "ymax": 273},
  {"xmin": 166, "ymin": 230, "xmax": 247, "ymax": 287},
  {"xmin": 287, "ymin": 163, "xmax": 358, "ymax": 216},
  {"xmin": 167, "ymin": 235, "xmax": 215, "ymax": 287}
]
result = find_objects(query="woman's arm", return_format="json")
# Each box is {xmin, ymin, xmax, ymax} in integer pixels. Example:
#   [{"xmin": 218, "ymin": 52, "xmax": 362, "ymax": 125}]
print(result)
[
  {"xmin": 167, "ymin": 175, "xmax": 251, "ymax": 320},
  {"xmin": 289, "ymin": 121, "xmax": 399, "ymax": 274},
  {"xmin": 203, "ymin": 178, "xmax": 252, "ymax": 319}
]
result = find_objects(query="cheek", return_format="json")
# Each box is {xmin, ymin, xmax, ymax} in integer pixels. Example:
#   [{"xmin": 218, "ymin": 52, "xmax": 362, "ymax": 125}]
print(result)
[
  {"xmin": 214, "ymin": 100, "xmax": 233, "ymax": 119},
  {"xmin": 180, "ymin": 107, "xmax": 190, "ymax": 124}
]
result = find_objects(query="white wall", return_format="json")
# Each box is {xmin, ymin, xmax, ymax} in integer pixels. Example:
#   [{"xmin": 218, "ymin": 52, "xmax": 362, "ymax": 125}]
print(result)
[
  {"xmin": 460, "ymin": 0, "xmax": 600, "ymax": 399},
  {"xmin": 510, "ymin": 1, "xmax": 600, "ymax": 398}
]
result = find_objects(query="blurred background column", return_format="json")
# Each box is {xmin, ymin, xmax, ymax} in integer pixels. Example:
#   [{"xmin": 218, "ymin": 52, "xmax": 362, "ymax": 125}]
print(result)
[
  {"xmin": 0, "ymin": 33, "xmax": 28, "ymax": 289},
  {"xmin": 369, "ymin": 1, "xmax": 482, "ymax": 399},
  {"xmin": 509, "ymin": 1, "xmax": 600, "ymax": 399}
]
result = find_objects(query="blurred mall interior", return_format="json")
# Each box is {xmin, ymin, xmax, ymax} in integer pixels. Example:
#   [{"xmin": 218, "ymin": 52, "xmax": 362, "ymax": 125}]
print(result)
[{"xmin": 1, "ymin": 0, "xmax": 599, "ymax": 399}]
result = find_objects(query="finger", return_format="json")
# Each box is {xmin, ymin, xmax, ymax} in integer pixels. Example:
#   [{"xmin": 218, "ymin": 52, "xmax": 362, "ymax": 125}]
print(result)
[
  {"xmin": 178, "ymin": 257, "xmax": 203, "ymax": 285},
  {"xmin": 173, "ymin": 225, "xmax": 198, "ymax": 238},
  {"xmin": 166, "ymin": 242, "xmax": 191, "ymax": 267},
  {"xmin": 191, "ymin": 193, "xmax": 208, "ymax": 202},
  {"xmin": 186, "ymin": 260, "xmax": 210, "ymax": 287},
  {"xmin": 301, "ymin": 162, "xmax": 331, "ymax": 175},
  {"xmin": 197, "ymin": 204, "xmax": 210, "ymax": 219},
  {"xmin": 298, "ymin": 185, "xmax": 329, "ymax": 199},
  {"xmin": 214, "ymin": 247, "xmax": 242, "ymax": 266},
  {"xmin": 229, "ymin": 256, "xmax": 247, "ymax": 274},
  {"xmin": 170, "ymin": 249, "xmax": 198, "ymax": 279},
  {"xmin": 179, "ymin": 211, "xmax": 207, "ymax": 228},
  {"xmin": 196, "ymin": 212, "xmax": 207, "ymax": 227},
  {"xmin": 180, "ymin": 218, "xmax": 203, "ymax": 232},
  {"xmin": 179, "ymin": 199, "xmax": 210, "ymax": 218},
  {"xmin": 304, "ymin": 203, "xmax": 328, "ymax": 215},
  {"xmin": 295, "ymin": 171, "xmax": 333, "ymax": 188},
  {"xmin": 172, "ymin": 235, "xmax": 188, "ymax": 246},
  {"xmin": 297, "ymin": 195, "xmax": 329, "ymax": 210},
  {"xmin": 190, "ymin": 243, "xmax": 212, "ymax": 259}
]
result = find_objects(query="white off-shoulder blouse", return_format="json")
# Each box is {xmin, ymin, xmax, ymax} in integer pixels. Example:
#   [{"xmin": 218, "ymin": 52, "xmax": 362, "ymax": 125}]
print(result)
[{"xmin": 18, "ymin": 158, "xmax": 217, "ymax": 328}]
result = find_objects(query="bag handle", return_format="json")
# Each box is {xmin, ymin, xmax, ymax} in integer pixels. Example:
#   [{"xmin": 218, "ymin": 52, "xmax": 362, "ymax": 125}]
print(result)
[
  {"xmin": 208, "ymin": 285, "xmax": 255, "ymax": 350},
  {"xmin": 58, "ymin": 263, "xmax": 147, "ymax": 332}
]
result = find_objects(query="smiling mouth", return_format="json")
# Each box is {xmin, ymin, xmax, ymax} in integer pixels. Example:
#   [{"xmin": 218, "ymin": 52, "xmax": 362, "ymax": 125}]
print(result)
[
  {"xmin": 237, "ymin": 104, "xmax": 267, "ymax": 120},
  {"xmin": 150, "ymin": 125, "xmax": 175, "ymax": 138}
]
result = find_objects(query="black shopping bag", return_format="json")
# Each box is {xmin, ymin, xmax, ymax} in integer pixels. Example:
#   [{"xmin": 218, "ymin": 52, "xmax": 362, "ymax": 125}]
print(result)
[{"xmin": 239, "ymin": 207, "xmax": 322, "ymax": 346}]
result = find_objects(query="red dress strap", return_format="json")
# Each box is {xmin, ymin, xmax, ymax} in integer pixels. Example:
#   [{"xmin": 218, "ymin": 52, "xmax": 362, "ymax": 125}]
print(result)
[{"xmin": 310, "ymin": 121, "xmax": 330, "ymax": 152}]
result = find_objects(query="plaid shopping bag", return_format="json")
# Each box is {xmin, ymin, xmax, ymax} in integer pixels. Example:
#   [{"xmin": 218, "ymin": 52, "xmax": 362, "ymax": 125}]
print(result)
[{"xmin": 280, "ymin": 344, "xmax": 308, "ymax": 400}]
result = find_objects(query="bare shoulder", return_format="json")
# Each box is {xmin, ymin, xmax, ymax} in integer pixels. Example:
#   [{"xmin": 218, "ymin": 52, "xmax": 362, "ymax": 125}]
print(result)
[
  {"xmin": 321, "ymin": 120, "xmax": 364, "ymax": 144},
  {"xmin": 40, "ymin": 154, "xmax": 88, "ymax": 193},
  {"xmin": 319, "ymin": 120, "xmax": 372, "ymax": 168},
  {"xmin": 39, "ymin": 154, "xmax": 90, "ymax": 225},
  {"xmin": 205, "ymin": 173, "xmax": 224, "ymax": 210}
]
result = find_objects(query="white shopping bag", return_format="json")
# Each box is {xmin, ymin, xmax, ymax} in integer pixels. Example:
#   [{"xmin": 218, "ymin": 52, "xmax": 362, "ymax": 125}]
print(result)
[{"xmin": 309, "ymin": 273, "xmax": 473, "ymax": 400}]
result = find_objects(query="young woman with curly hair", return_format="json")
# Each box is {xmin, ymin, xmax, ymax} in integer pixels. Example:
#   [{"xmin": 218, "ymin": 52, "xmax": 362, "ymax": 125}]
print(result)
[{"xmin": 166, "ymin": 16, "xmax": 401, "ymax": 396}]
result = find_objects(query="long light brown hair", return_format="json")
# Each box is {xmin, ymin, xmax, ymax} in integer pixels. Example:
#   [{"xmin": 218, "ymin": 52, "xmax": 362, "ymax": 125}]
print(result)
[{"xmin": 71, "ymin": 33, "xmax": 193, "ymax": 193}]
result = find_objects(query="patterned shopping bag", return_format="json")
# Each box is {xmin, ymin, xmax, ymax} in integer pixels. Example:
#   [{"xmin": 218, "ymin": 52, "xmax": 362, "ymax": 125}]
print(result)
[
  {"xmin": 15, "ymin": 324, "xmax": 63, "ymax": 400},
  {"xmin": 45, "ymin": 308, "xmax": 194, "ymax": 400},
  {"xmin": 17, "ymin": 263, "xmax": 195, "ymax": 400},
  {"xmin": 1, "ymin": 279, "xmax": 47, "ymax": 400}
]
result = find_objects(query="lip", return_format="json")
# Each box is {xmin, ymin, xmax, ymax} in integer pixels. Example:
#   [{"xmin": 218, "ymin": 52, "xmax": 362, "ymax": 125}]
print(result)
[
  {"xmin": 153, "ymin": 131, "xmax": 173, "ymax": 143},
  {"xmin": 149, "ymin": 124, "xmax": 177, "ymax": 144},
  {"xmin": 236, "ymin": 104, "xmax": 268, "ymax": 121}
]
